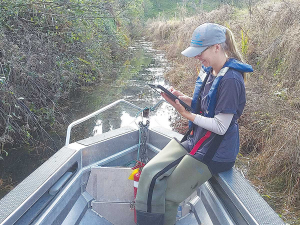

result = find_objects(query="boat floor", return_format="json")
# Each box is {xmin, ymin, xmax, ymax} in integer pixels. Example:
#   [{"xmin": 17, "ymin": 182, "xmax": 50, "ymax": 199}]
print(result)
[
  {"xmin": 78, "ymin": 208, "xmax": 200, "ymax": 225},
  {"xmin": 72, "ymin": 166, "xmax": 221, "ymax": 225}
]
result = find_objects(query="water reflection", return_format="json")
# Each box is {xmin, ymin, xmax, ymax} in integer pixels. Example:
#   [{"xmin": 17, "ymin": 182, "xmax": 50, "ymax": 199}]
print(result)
[{"xmin": 70, "ymin": 39, "xmax": 176, "ymax": 140}]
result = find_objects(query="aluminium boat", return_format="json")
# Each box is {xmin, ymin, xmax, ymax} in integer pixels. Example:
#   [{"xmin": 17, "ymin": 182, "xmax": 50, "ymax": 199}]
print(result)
[{"xmin": 0, "ymin": 100, "xmax": 285, "ymax": 225}]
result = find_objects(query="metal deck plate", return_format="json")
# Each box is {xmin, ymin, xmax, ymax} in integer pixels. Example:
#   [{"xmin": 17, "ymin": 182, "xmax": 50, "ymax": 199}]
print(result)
[{"xmin": 213, "ymin": 169, "xmax": 285, "ymax": 225}]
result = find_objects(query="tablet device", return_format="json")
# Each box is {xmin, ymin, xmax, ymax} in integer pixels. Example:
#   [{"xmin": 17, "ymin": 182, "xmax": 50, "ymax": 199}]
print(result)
[{"xmin": 148, "ymin": 84, "xmax": 192, "ymax": 111}]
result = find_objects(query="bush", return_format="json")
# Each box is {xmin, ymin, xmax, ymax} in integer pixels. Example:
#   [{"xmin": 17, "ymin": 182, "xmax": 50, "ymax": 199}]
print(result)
[{"xmin": 0, "ymin": 0, "xmax": 144, "ymax": 152}]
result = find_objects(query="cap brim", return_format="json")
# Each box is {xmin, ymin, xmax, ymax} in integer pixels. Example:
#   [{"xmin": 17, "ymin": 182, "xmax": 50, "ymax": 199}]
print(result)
[{"xmin": 181, "ymin": 46, "xmax": 207, "ymax": 57}]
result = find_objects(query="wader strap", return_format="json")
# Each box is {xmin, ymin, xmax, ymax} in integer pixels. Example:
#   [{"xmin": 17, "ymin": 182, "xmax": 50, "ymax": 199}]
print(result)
[
  {"xmin": 180, "ymin": 128, "xmax": 192, "ymax": 142},
  {"xmin": 181, "ymin": 73, "xmax": 210, "ymax": 143},
  {"xmin": 189, "ymin": 131, "xmax": 225, "ymax": 164},
  {"xmin": 202, "ymin": 134, "xmax": 224, "ymax": 164},
  {"xmin": 194, "ymin": 73, "xmax": 210, "ymax": 117},
  {"xmin": 147, "ymin": 156, "xmax": 184, "ymax": 213},
  {"xmin": 189, "ymin": 131, "xmax": 212, "ymax": 155}
]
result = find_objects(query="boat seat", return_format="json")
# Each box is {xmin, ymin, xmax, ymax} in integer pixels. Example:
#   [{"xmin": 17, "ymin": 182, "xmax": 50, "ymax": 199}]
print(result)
[{"xmin": 207, "ymin": 168, "xmax": 285, "ymax": 225}]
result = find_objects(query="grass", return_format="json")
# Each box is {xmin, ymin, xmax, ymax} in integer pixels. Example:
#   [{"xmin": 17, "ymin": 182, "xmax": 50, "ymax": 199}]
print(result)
[{"xmin": 144, "ymin": 1, "xmax": 300, "ymax": 223}]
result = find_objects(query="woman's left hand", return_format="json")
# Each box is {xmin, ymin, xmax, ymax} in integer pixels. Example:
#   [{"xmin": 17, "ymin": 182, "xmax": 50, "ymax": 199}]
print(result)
[{"xmin": 161, "ymin": 92, "xmax": 196, "ymax": 122}]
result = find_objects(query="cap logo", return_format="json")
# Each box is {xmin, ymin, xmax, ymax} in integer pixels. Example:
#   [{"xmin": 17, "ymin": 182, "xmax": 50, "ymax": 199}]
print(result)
[
  {"xmin": 195, "ymin": 33, "xmax": 201, "ymax": 39},
  {"xmin": 191, "ymin": 33, "xmax": 203, "ymax": 46}
]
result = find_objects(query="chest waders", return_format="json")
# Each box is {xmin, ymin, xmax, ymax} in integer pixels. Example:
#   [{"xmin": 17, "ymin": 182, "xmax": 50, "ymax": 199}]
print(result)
[{"xmin": 135, "ymin": 68, "xmax": 228, "ymax": 225}]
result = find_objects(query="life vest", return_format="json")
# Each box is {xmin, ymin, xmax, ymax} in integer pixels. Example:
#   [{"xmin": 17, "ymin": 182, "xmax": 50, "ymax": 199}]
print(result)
[
  {"xmin": 183, "ymin": 58, "xmax": 253, "ymax": 163},
  {"xmin": 189, "ymin": 58, "xmax": 253, "ymax": 128}
]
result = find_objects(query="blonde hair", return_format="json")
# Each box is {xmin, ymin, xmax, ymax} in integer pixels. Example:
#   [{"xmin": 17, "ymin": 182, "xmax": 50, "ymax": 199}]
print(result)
[
  {"xmin": 220, "ymin": 27, "xmax": 247, "ymax": 81},
  {"xmin": 221, "ymin": 28, "xmax": 243, "ymax": 61}
]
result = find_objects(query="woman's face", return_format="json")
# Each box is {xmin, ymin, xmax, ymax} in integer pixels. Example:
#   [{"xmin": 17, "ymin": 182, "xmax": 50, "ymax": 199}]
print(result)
[{"xmin": 194, "ymin": 45, "xmax": 215, "ymax": 67}]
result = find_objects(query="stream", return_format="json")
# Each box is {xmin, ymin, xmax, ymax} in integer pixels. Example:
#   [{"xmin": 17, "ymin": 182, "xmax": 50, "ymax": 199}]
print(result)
[{"xmin": 68, "ymin": 39, "xmax": 176, "ymax": 143}]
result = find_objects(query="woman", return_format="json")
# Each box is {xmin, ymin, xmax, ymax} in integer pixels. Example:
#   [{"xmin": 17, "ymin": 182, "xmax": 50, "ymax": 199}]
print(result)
[{"xmin": 135, "ymin": 23, "xmax": 253, "ymax": 225}]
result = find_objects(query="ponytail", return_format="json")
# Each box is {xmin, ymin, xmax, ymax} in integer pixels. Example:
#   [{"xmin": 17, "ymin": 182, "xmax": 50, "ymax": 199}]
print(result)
[
  {"xmin": 221, "ymin": 27, "xmax": 246, "ymax": 81},
  {"xmin": 223, "ymin": 28, "xmax": 244, "ymax": 61}
]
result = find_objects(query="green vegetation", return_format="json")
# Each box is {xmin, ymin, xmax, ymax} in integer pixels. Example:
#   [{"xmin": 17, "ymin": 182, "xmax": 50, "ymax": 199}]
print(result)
[
  {"xmin": 241, "ymin": 29, "xmax": 248, "ymax": 56},
  {"xmin": 0, "ymin": 0, "xmax": 145, "ymax": 151},
  {"xmin": 144, "ymin": 0, "xmax": 259, "ymax": 19}
]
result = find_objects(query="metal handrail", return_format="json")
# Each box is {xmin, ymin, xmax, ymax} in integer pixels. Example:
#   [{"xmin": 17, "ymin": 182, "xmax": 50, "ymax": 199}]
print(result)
[{"xmin": 65, "ymin": 99, "xmax": 142, "ymax": 146}]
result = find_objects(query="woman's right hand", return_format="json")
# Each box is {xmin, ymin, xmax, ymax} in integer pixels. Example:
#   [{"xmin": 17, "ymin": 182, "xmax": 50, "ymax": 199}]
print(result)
[{"xmin": 168, "ymin": 86, "xmax": 183, "ymax": 97}]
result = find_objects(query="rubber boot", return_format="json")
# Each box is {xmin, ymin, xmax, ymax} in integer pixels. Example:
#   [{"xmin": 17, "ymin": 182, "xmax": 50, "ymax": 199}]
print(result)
[{"xmin": 136, "ymin": 210, "xmax": 164, "ymax": 225}]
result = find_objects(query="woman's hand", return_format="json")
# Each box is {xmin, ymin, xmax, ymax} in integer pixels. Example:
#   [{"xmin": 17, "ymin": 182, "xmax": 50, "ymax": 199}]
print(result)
[
  {"xmin": 167, "ymin": 87, "xmax": 192, "ymax": 106},
  {"xmin": 161, "ymin": 87, "xmax": 195, "ymax": 121},
  {"xmin": 161, "ymin": 92, "xmax": 186, "ymax": 114}
]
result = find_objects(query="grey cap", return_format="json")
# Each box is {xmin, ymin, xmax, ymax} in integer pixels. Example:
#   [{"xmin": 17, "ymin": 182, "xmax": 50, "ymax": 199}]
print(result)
[{"xmin": 181, "ymin": 23, "xmax": 226, "ymax": 57}]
